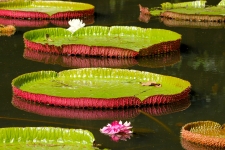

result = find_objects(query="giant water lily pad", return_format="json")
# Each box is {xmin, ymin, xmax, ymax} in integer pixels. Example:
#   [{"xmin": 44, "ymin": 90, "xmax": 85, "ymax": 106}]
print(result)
[
  {"xmin": 0, "ymin": 0, "xmax": 94, "ymax": 19},
  {"xmin": 12, "ymin": 68, "xmax": 191, "ymax": 108},
  {"xmin": 23, "ymin": 26, "xmax": 181, "ymax": 58},
  {"xmin": 150, "ymin": 0, "xmax": 225, "ymax": 22},
  {"xmin": 0, "ymin": 127, "xmax": 99, "ymax": 149},
  {"xmin": 181, "ymin": 121, "xmax": 225, "ymax": 148}
]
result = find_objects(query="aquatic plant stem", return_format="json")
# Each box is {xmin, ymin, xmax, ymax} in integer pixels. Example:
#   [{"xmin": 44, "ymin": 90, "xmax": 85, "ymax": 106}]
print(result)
[{"xmin": 138, "ymin": 110, "xmax": 174, "ymax": 134}]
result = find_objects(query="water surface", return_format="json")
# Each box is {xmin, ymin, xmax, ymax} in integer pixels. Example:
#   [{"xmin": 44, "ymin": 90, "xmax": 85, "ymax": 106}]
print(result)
[{"xmin": 0, "ymin": 0, "xmax": 224, "ymax": 149}]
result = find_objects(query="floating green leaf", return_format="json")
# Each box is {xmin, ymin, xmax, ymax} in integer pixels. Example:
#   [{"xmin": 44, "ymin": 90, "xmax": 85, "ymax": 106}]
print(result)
[
  {"xmin": 0, "ymin": 127, "xmax": 99, "ymax": 149},
  {"xmin": 151, "ymin": 0, "xmax": 225, "ymax": 19},
  {"xmin": 12, "ymin": 68, "xmax": 191, "ymax": 108},
  {"xmin": 23, "ymin": 26, "xmax": 181, "ymax": 57},
  {"xmin": 0, "ymin": 0, "xmax": 94, "ymax": 19}
]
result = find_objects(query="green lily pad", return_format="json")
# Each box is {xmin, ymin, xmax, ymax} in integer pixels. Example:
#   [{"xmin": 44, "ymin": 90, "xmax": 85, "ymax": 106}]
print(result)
[
  {"xmin": 12, "ymin": 68, "xmax": 191, "ymax": 108},
  {"xmin": 0, "ymin": 127, "xmax": 99, "ymax": 149},
  {"xmin": 0, "ymin": 0, "xmax": 94, "ymax": 19},
  {"xmin": 23, "ymin": 26, "xmax": 181, "ymax": 58},
  {"xmin": 150, "ymin": 0, "xmax": 225, "ymax": 22}
]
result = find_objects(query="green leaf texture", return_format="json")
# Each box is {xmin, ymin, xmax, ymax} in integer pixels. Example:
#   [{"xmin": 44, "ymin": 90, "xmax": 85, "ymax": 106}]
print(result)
[
  {"xmin": 0, "ymin": 127, "xmax": 98, "ymax": 149},
  {"xmin": 12, "ymin": 68, "xmax": 190, "ymax": 101},
  {"xmin": 23, "ymin": 26, "xmax": 181, "ymax": 52}
]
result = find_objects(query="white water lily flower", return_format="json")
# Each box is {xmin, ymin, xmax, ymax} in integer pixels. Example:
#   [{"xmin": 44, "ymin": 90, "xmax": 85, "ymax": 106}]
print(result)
[{"xmin": 67, "ymin": 19, "xmax": 85, "ymax": 34}]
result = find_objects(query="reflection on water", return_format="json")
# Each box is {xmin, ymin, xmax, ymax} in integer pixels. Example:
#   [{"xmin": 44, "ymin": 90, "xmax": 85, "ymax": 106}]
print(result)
[
  {"xmin": 161, "ymin": 17, "xmax": 225, "ymax": 29},
  {"xmin": 0, "ymin": 15, "xmax": 95, "ymax": 27},
  {"xmin": 23, "ymin": 48, "xmax": 180, "ymax": 68},
  {"xmin": 12, "ymin": 96, "xmax": 190, "ymax": 120},
  {"xmin": 0, "ymin": 0, "xmax": 225, "ymax": 149}
]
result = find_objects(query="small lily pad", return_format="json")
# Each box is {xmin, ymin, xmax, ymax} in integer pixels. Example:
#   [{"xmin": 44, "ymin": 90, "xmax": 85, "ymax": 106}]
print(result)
[
  {"xmin": 0, "ymin": 127, "xmax": 99, "ymax": 149},
  {"xmin": 12, "ymin": 68, "xmax": 191, "ymax": 108},
  {"xmin": 181, "ymin": 121, "xmax": 225, "ymax": 148},
  {"xmin": 23, "ymin": 26, "xmax": 181, "ymax": 58},
  {"xmin": 0, "ymin": 0, "xmax": 94, "ymax": 19}
]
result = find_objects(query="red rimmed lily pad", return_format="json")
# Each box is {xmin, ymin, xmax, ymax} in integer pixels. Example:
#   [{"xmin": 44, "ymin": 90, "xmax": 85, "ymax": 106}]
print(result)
[
  {"xmin": 150, "ymin": 0, "xmax": 225, "ymax": 22},
  {"xmin": 0, "ymin": 127, "xmax": 100, "ymax": 149},
  {"xmin": 12, "ymin": 68, "xmax": 191, "ymax": 109},
  {"xmin": 181, "ymin": 121, "xmax": 225, "ymax": 148},
  {"xmin": 12, "ymin": 95, "xmax": 190, "ymax": 120},
  {"xmin": 23, "ymin": 26, "xmax": 182, "ymax": 58},
  {"xmin": 0, "ymin": 1, "xmax": 94, "ymax": 19}
]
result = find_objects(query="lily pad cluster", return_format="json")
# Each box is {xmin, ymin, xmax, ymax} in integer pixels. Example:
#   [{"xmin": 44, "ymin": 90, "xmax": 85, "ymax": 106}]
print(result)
[
  {"xmin": 23, "ymin": 26, "xmax": 181, "ymax": 58},
  {"xmin": 12, "ymin": 68, "xmax": 191, "ymax": 109}
]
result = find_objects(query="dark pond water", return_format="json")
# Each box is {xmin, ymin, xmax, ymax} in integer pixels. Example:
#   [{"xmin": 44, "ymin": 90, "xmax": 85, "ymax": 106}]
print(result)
[{"xmin": 0, "ymin": 0, "xmax": 224, "ymax": 149}]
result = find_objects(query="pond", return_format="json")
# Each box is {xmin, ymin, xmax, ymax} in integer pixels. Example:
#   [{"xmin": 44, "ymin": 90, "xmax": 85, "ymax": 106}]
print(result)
[{"xmin": 0, "ymin": 0, "xmax": 224, "ymax": 149}]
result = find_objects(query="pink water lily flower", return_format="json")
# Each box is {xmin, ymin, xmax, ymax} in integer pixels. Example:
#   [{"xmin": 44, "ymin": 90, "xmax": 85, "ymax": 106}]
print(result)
[{"xmin": 100, "ymin": 120, "xmax": 132, "ymax": 135}]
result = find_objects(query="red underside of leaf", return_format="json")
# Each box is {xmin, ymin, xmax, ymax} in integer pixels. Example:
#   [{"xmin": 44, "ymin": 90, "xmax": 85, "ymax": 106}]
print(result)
[
  {"xmin": 139, "ymin": 39, "xmax": 181, "ymax": 56},
  {"xmin": 24, "ymin": 39, "xmax": 139, "ymax": 58},
  {"xmin": 24, "ymin": 38, "xmax": 181, "ymax": 58},
  {"xmin": 142, "ymin": 87, "xmax": 190, "ymax": 105},
  {"xmin": 12, "ymin": 86, "xmax": 190, "ymax": 109},
  {"xmin": 141, "ymin": 96, "xmax": 190, "ymax": 116},
  {"xmin": 23, "ymin": 48, "xmax": 138, "ymax": 68},
  {"xmin": 0, "ymin": 9, "xmax": 94, "ymax": 19},
  {"xmin": 12, "ymin": 95, "xmax": 190, "ymax": 119}
]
